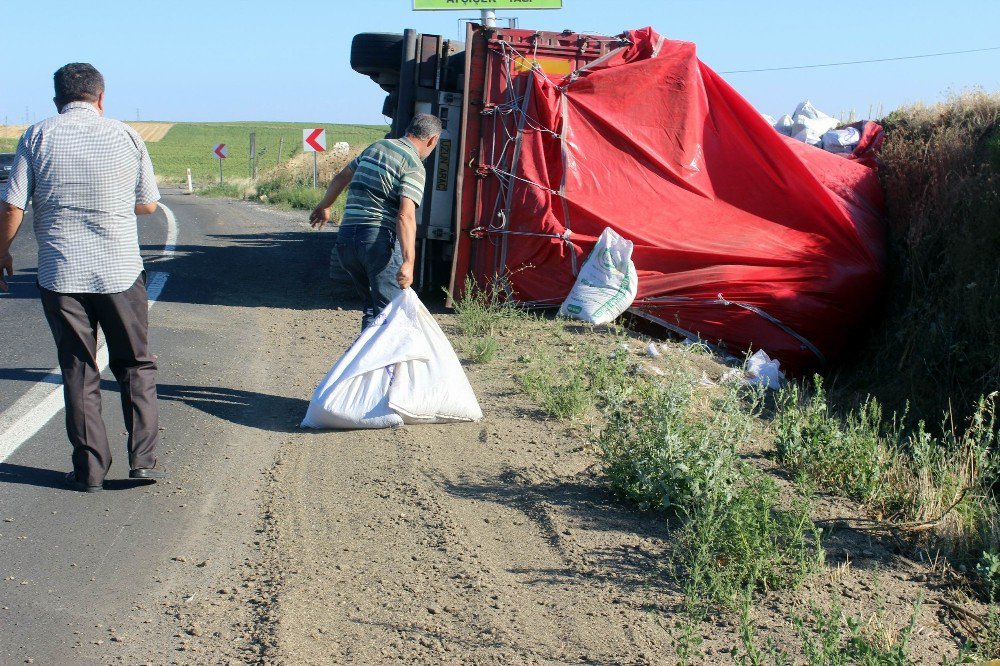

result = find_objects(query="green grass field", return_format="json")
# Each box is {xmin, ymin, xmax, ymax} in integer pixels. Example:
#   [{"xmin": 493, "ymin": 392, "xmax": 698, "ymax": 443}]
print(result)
[
  {"xmin": 145, "ymin": 121, "xmax": 387, "ymax": 185},
  {"xmin": 0, "ymin": 121, "xmax": 388, "ymax": 185}
]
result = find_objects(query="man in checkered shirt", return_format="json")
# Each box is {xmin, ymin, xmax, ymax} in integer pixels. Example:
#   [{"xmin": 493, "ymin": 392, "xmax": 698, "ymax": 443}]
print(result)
[{"xmin": 0, "ymin": 63, "xmax": 167, "ymax": 492}]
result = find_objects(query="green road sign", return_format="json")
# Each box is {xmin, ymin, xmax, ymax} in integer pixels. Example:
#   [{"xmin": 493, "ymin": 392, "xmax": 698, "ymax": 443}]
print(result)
[{"xmin": 414, "ymin": 0, "xmax": 562, "ymax": 9}]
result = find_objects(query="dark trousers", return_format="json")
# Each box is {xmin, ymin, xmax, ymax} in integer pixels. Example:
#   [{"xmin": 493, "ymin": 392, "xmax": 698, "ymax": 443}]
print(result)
[
  {"xmin": 39, "ymin": 273, "xmax": 160, "ymax": 486},
  {"xmin": 335, "ymin": 224, "xmax": 403, "ymax": 331}
]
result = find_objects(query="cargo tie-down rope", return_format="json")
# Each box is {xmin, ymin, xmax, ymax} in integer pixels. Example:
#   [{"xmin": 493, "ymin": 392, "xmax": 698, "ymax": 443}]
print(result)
[
  {"xmin": 476, "ymin": 36, "xmax": 826, "ymax": 362},
  {"xmin": 473, "ymin": 38, "xmax": 580, "ymax": 276}
]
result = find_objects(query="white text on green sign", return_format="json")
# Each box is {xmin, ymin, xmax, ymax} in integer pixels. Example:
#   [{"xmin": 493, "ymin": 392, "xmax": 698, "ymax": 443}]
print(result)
[{"xmin": 413, "ymin": 0, "xmax": 562, "ymax": 10}]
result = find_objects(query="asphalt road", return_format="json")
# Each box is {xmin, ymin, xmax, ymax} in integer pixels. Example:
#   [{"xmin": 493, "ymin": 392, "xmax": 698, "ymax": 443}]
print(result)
[{"xmin": 0, "ymin": 191, "xmax": 341, "ymax": 664}]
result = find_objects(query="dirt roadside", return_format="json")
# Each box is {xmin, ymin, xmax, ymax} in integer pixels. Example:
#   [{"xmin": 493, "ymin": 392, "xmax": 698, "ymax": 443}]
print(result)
[{"xmin": 165, "ymin": 259, "xmax": 981, "ymax": 665}]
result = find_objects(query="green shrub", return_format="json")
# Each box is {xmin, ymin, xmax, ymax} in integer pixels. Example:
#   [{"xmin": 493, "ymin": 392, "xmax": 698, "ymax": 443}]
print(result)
[
  {"xmin": 451, "ymin": 276, "xmax": 530, "ymax": 338},
  {"xmin": 775, "ymin": 377, "xmax": 909, "ymax": 515},
  {"xmin": 517, "ymin": 346, "xmax": 633, "ymax": 421},
  {"xmin": 777, "ymin": 379, "xmax": 1000, "ymax": 560},
  {"xmin": 597, "ymin": 373, "xmax": 761, "ymax": 511},
  {"xmin": 790, "ymin": 600, "xmax": 920, "ymax": 666},
  {"xmin": 595, "ymin": 366, "xmax": 823, "ymax": 609},
  {"xmin": 254, "ymin": 178, "xmax": 326, "ymax": 211},
  {"xmin": 676, "ymin": 473, "xmax": 823, "ymax": 610},
  {"xmin": 469, "ymin": 336, "xmax": 498, "ymax": 364},
  {"xmin": 198, "ymin": 182, "xmax": 247, "ymax": 199}
]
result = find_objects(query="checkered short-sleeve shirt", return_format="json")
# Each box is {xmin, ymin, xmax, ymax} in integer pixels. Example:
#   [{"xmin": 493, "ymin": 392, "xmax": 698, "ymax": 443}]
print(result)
[{"xmin": 1, "ymin": 102, "xmax": 160, "ymax": 294}]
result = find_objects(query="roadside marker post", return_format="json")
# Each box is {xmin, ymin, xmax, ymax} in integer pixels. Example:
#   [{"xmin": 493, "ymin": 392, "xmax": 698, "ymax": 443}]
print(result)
[
  {"xmin": 186, "ymin": 168, "xmax": 193, "ymax": 194},
  {"xmin": 249, "ymin": 132, "xmax": 257, "ymax": 180},
  {"xmin": 213, "ymin": 143, "xmax": 228, "ymax": 184},
  {"xmin": 303, "ymin": 128, "xmax": 327, "ymax": 188}
]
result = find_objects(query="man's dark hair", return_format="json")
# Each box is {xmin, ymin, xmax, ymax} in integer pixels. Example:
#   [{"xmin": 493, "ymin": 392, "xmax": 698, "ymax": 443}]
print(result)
[
  {"xmin": 405, "ymin": 114, "xmax": 442, "ymax": 140},
  {"xmin": 53, "ymin": 63, "xmax": 105, "ymax": 107}
]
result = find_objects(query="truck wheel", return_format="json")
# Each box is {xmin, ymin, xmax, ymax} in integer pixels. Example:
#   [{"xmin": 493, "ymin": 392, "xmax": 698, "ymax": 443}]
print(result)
[{"xmin": 351, "ymin": 33, "xmax": 404, "ymax": 75}]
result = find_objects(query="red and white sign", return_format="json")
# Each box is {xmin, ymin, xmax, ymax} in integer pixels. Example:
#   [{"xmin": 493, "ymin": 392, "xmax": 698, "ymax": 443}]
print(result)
[
  {"xmin": 303, "ymin": 128, "xmax": 326, "ymax": 152},
  {"xmin": 213, "ymin": 144, "xmax": 228, "ymax": 159}
]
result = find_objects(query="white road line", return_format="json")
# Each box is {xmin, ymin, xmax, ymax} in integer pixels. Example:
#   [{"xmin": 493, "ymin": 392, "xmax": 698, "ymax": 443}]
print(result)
[{"xmin": 0, "ymin": 202, "xmax": 178, "ymax": 463}]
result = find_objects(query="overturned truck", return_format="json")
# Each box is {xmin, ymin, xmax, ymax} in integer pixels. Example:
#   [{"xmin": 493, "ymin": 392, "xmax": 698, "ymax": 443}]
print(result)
[{"xmin": 350, "ymin": 25, "xmax": 886, "ymax": 373}]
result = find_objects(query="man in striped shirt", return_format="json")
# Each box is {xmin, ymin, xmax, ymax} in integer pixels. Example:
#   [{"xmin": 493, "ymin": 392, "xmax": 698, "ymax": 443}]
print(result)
[{"xmin": 310, "ymin": 114, "xmax": 441, "ymax": 330}]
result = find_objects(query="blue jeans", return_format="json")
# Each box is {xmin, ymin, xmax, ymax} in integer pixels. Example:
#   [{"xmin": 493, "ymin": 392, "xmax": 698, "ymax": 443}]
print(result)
[{"xmin": 335, "ymin": 224, "xmax": 403, "ymax": 331}]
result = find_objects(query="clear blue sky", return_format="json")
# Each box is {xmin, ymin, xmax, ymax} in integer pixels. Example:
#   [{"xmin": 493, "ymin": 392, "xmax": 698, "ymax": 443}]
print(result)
[{"xmin": 1, "ymin": 0, "xmax": 998, "ymax": 126}]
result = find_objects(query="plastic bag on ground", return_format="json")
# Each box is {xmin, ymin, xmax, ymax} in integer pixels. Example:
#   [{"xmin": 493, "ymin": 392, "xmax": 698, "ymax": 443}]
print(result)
[
  {"xmin": 301, "ymin": 289, "xmax": 483, "ymax": 429},
  {"xmin": 558, "ymin": 227, "xmax": 638, "ymax": 325},
  {"xmin": 746, "ymin": 349, "xmax": 784, "ymax": 389}
]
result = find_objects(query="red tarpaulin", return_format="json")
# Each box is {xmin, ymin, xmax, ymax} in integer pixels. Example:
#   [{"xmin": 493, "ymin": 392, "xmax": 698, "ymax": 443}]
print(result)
[{"xmin": 454, "ymin": 27, "xmax": 886, "ymax": 372}]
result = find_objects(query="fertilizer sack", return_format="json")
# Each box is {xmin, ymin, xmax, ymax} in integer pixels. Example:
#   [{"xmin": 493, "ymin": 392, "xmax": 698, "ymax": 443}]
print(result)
[
  {"xmin": 301, "ymin": 289, "xmax": 483, "ymax": 429},
  {"xmin": 558, "ymin": 227, "xmax": 638, "ymax": 326}
]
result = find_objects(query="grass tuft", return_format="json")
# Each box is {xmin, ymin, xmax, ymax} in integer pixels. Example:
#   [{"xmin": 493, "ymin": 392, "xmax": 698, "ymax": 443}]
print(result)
[
  {"xmin": 451, "ymin": 276, "xmax": 531, "ymax": 339},
  {"xmin": 198, "ymin": 181, "xmax": 251, "ymax": 199},
  {"xmin": 776, "ymin": 379, "xmax": 999, "ymax": 561}
]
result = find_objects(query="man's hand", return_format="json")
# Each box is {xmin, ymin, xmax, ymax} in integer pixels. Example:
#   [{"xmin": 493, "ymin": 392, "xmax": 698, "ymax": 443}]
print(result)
[
  {"xmin": 0, "ymin": 252, "xmax": 12, "ymax": 293},
  {"xmin": 396, "ymin": 261, "xmax": 414, "ymax": 290},
  {"xmin": 309, "ymin": 205, "xmax": 331, "ymax": 230}
]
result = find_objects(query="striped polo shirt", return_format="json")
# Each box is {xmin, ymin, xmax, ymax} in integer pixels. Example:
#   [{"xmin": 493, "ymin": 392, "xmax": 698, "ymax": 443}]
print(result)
[{"xmin": 342, "ymin": 138, "xmax": 425, "ymax": 228}]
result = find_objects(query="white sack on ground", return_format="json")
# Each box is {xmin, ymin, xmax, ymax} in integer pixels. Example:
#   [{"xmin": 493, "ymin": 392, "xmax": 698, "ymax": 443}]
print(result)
[
  {"xmin": 559, "ymin": 227, "xmax": 638, "ymax": 326},
  {"xmin": 301, "ymin": 289, "xmax": 483, "ymax": 429},
  {"xmin": 821, "ymin": 127, "xmax": 861, "ymax": 153}
]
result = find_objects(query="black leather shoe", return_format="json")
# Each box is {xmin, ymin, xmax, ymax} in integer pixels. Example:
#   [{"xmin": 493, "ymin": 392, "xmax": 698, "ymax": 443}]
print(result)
[
  {"xmin": 64, "ymin": 471, "xmax": 104, "ymax": 493},
  {"xmin": 129, "ymin": 465, "xmax": 167, "ymax": 480}
]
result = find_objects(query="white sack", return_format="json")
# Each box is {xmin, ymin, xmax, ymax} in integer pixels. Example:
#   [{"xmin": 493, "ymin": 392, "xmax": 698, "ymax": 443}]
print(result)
[
  {"xmin": 301, "ymin": 289, "xmax": 483, "ymax": 429},
  {"xmin": 821, "ymin": 127, "xmax": 861, "ymax": 153},
  {"xmin": 791, "ymin": 100, "xmax": 832, "ymax": 122},
  {"xmin": 774, "ymin": 114, "xmax": 794, "ymax": 136},
  {"xmin": 559, "ymin": 227, "xmax": 638, "ymax": 326},
  {"xmin": 790, "ymin": 100, "xmax": 839, "ymax": 146}
]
